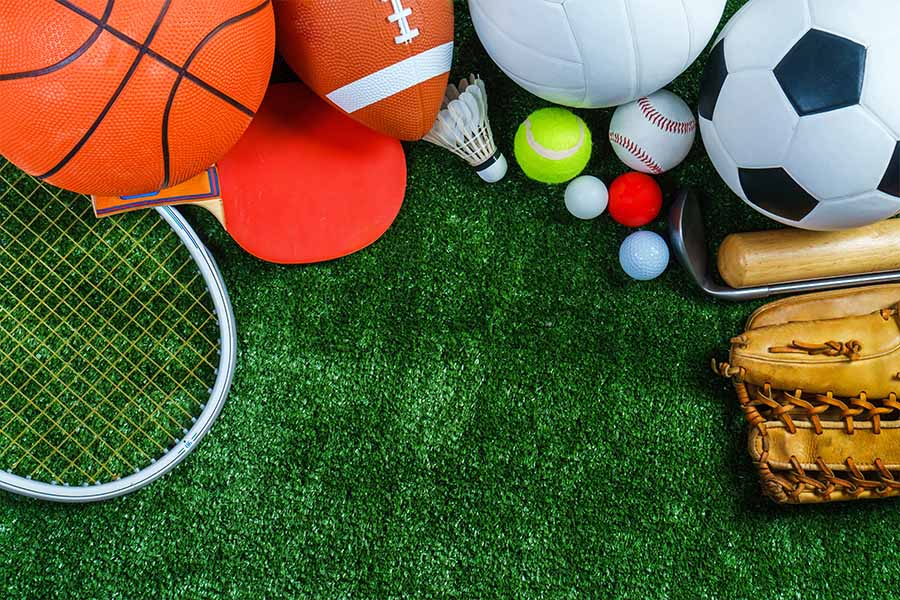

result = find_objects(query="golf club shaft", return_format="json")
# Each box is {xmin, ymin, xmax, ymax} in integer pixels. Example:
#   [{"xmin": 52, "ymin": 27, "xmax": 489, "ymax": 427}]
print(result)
[{"xmin": 705, "ymin": 269, "xmax": 900, "ymax": 301}]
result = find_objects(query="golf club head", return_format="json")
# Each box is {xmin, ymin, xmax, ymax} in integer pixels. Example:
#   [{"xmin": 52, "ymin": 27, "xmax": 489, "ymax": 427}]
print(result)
[
  {"xmin": 668, "ymin": 189, "xmax": 709, "ymax": 288},
  {"xmin": 668, "ymin": 189, "xmax": 773, "ymax": 301},
  {"xmin": 667, "ymin": 188, "xmax": 900, "ymax": 301}
]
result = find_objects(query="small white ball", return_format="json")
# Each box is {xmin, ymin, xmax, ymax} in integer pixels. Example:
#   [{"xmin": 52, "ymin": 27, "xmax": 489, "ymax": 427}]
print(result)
[
  {"xmin": 609, "ymin": 90, "xmax": 696, "ymax": 174},
  {"xmin": 619, "ymin": 231, "xmax": 669, "ymax": 281},
  {"xmin": 564, "ymin": 176, "xmax": 609, "ymax": 220}
]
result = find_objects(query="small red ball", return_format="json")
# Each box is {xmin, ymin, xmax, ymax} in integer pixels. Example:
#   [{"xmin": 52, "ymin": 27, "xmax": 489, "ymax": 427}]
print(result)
[{"xmin": 608, "ymin": 173, "xmax": 663, "ymax": 227}]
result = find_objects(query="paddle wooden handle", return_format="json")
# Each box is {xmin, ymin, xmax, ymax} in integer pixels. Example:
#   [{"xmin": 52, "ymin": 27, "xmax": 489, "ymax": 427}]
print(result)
[
  {"xmin": 717, "ymin": 220, "xmax": 900, "ymax": 288},
  {"xmin": 92, "ymin": 166, "xmax": 226, "ymax": 227}
]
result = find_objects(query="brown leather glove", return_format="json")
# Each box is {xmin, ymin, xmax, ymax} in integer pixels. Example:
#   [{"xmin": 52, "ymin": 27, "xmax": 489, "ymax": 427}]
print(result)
[{"xmin": 714, "ymin": 284, "xmax": 900, "ymax": 504}]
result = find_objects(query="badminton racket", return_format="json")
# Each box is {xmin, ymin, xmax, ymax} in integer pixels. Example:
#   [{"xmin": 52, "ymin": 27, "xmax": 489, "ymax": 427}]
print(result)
[{"xmin": 0, "ymin": 159, "xmax": 236, "ymax": 502}]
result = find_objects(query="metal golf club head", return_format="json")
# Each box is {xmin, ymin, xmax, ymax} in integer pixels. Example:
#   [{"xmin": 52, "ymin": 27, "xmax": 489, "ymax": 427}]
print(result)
[
  {"xmin": 667, "ymin": 189, "xmax": 900, "ymax": 301},
  {"xmin": 668, "ymin": 189, "xmax": 765, "ymax": 300}
]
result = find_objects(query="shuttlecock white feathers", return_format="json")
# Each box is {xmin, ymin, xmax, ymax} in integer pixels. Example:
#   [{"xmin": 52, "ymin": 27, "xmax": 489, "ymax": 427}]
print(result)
[{"xmin": 424, "ymin": 75, "xmax": 508, "ymax": 183}]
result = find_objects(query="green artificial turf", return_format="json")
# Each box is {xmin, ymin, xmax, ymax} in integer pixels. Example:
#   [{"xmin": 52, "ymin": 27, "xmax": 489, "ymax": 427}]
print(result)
[{"xmin": 4, "ymin": 1, "xmax": 898, "ymax": 597}]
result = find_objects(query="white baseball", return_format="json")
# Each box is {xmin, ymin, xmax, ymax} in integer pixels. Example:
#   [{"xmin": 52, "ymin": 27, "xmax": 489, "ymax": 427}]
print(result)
[{"xmin": 608, "ymin": 90, "xmax": 697, "ymax": 175}]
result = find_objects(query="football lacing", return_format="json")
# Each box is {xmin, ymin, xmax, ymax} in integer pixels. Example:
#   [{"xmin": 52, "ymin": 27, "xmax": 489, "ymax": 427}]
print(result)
[{"xmin": 383, "ymin": 0, "xmax": 420, "ymax": 44}]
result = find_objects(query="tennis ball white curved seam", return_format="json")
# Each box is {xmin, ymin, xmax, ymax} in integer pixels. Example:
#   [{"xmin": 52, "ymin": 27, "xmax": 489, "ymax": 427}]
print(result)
[{"xmin": 525, "ymin": 119, "xmax": 586, "ymax": 160}]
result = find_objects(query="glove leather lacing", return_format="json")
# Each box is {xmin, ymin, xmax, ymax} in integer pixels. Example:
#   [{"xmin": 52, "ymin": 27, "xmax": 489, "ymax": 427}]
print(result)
[
  {"xmin": 713, "ymin": 358, "xmax": 900, "ymax": 503},
  {"xmin": 768, "ymin": 339, "xmax": 862, "ymax": 360}
]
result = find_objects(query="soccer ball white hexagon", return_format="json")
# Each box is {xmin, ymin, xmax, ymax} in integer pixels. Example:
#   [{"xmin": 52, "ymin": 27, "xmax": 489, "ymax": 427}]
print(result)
[
  {"xmin": 699, "ymin": 0, "xmax": 900, "ymax": 230},
  {"xmin": 468, "ymin": 0, "xmax": 726, "ymax": 109}
]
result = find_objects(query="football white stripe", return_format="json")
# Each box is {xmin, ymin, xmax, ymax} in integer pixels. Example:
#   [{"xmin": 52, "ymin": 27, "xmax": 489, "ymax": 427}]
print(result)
[{"xmin": 326, "ymin": 41, "xmax": 454, "ymax": 114}]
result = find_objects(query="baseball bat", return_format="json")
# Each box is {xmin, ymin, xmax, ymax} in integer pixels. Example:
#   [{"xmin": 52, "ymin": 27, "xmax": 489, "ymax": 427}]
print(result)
[{"xmin": 717, "ymin": 219, "xmax": 900, "ymax": 289}]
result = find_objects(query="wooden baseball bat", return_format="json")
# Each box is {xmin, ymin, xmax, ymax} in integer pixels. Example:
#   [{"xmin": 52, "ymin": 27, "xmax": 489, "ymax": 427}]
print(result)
[{"xmin": 717, "ymin": 219, "xmax": 900, "ymax": 288}]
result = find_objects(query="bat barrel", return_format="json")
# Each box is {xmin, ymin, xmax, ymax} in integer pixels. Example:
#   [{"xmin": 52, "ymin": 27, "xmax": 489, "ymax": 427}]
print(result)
[{"xmin": 718, "ymin": 220, "xmax": 900, "ymax": 288}]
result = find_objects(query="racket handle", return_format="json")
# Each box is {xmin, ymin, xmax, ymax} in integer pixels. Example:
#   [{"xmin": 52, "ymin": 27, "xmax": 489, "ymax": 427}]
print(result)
[{"xmin": 718, "ymin": 220, "xmax": 900, "ymax": 288}]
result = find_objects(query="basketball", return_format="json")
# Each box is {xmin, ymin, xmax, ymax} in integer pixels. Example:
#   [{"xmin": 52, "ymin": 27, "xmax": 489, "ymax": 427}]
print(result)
[{"xmin": 0, "ymin": 1, "xmax": 276, "ymax": 196}]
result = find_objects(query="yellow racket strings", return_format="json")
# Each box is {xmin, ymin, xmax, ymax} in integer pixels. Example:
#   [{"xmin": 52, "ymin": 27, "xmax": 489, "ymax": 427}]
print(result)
[{"xmin": 0, "ymin": 162, "xmax": 220, "ymax": 487}]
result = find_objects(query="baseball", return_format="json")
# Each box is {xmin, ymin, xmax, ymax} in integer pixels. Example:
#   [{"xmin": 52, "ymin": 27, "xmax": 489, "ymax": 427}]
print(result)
[{"xmin": 608, "ymin": 90, "xmax": 697, "ymax": 174}]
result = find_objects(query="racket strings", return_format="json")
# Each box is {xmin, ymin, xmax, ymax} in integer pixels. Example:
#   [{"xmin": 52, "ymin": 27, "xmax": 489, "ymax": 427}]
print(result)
[
  {"xmin": 1, "ymin": 222, "xmax": 217, "ymax": 402},
  {"xmin": 0, "ymin": 203, "xmax": 210, "ymax": 415},
  {"xmin": 0, "ymin": 161, "xmax": 222, "ymax": 487},
  {"xmin": 3, "ymin": 186, "xmax": 218, "ymax": 377},
  {"xmin": 0, "ymin": 324, "xmax": 172, "ymax": 479},
  {"xmin": 0, "ymin": 367, "xmax": 126, "ymax": 484},
  {"xmin": 0, "ymin": 216, "xmax": 207, "ymax": 481},
  {"xmin": 0, "ymin": 218, "xmax": 170, "ymax": 479}
]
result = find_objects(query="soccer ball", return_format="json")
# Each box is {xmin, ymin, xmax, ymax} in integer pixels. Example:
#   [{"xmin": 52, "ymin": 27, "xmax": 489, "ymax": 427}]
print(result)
[
  {"xmin": 468, "ymin": 0, "xmax": 726, "ymax": 109},
  {"xmin": 699, "ymin": 0, "xmax": 900, "ymax": 230}
]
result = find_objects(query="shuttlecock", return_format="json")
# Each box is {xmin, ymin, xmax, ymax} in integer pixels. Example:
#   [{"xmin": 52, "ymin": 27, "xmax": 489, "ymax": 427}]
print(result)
[{"xmin": 424, "ymin": 75, "xmax": 508, "ymax": 183}]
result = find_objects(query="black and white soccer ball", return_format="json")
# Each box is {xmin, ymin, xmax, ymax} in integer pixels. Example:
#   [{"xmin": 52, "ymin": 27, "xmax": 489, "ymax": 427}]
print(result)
[{"xmin": 699, "ymin": 0, "xmax": 900, "ymax": 230}]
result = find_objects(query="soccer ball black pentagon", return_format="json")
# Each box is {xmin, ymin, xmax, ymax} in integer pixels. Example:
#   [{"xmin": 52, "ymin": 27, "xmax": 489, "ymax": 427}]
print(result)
[{"xmin": 698, "ymin": 0, "xmax": 900, "ymax": 230}]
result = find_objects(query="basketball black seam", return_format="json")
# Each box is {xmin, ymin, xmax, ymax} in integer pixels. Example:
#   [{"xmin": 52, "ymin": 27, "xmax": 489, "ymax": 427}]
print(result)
[
  {"xmin": 0, "ymin": 0, "xmax": 114, "ymax": 81},
  {"xmin": 39, "ymin": 0, "xmax": 176, "ymax": 181},
  {"xmin": 53, "ymin": 0, "xmax": 259, "ymax": 117},
  {"xmin": 160, "ymin": 0, "xmax": 271, "ymax": 188},
  {"xmin": 31, "ymin": 0, "xmax": 269, "ymax": 185}
]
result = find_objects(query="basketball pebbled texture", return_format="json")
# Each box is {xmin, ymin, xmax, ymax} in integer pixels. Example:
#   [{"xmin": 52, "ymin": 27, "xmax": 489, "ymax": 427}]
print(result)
[
  {"xmin": 0, "ymin": 0, "xmax": 275, "ymax": 196},
  {"xmin": 274, "ymin": 0, "xmax": 454, "ymax": 141}
]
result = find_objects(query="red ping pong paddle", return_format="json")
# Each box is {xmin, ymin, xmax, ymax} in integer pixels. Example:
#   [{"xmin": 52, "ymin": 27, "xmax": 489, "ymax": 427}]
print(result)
[{"xmin": 93, "ymin": 83, "xmax": 407, "ymax": 264}]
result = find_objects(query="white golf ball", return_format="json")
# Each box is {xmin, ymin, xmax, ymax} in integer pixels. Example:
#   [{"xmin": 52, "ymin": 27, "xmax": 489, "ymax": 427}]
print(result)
[
  {"xmin": 619, "ymin": 231, "xmax": 669, "ymax": 281},
  {"xmin": 564, "ymin": 175, "xmax": 608, "ymax": 220}
]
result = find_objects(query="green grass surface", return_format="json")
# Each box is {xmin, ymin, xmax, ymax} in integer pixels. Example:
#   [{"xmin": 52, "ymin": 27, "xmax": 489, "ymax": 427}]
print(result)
[{"xmin": 4, "ymin": 1, "xmax": 898, "ymax": 597}]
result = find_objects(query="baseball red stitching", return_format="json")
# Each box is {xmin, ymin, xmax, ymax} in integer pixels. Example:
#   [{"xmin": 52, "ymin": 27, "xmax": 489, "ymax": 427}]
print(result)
[
  {"xmin": 609, "ymin": 132, "xmax": 663, "ymax": 174},
  {"xmin": 637, "ymin": 97, "xmax": 696, "ymax": 135}
]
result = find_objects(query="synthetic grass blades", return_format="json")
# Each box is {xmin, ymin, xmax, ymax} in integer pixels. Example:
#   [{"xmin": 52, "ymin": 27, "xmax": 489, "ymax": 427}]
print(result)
[{"xmin": 0, "ymin": 160, "xmax": 237, "ymax": 502}]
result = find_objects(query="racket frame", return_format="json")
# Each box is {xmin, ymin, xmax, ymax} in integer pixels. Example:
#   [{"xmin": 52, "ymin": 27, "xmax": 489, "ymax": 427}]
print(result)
[{"xmin": 0, "ymin": 207, "xmax": 237, "ymax": 502}]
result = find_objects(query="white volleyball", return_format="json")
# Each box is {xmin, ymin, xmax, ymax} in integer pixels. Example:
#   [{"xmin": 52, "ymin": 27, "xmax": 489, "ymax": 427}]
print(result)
[{"xmin": 467, "ymin": 0, "xmax": 726, "ymax": 108}]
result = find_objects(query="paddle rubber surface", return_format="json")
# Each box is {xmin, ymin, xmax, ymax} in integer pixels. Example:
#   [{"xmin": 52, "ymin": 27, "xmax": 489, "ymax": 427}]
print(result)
[
  {"xmin": 218, "ymin": 83, "xmax": 407, "ymax": 263},
  {"xmin": 94, "ymin": 83, "xmax": 407, "ymax": 264}
]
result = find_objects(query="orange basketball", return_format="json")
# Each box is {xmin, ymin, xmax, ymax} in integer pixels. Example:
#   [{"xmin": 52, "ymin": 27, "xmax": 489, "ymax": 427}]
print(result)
[{"xmin": 0, "ymin": 1, "xmax": 276, "ymax": 196}]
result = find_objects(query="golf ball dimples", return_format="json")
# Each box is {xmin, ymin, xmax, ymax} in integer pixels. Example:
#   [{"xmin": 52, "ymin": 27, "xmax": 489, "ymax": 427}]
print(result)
[
  {"xmin": 565, "ymin": 176, "xmax": 608, "ymax": 220},
  {"xmin": 619, "ymin": 231, "xmax": 669, "ymax": 281}
]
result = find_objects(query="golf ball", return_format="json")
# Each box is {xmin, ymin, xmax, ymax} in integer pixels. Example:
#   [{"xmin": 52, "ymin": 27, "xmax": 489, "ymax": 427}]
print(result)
[
  {"xmin": 564, "ymin": 175, "xmax": 608, "ymax": 220},
  {"xmin": 619, "ymin": 231, "xmax": 669, "ymax": 281}
]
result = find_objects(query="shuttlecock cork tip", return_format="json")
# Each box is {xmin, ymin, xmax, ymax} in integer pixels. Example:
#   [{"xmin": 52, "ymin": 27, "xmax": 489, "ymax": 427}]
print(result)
[{"xmin": 476, "ymin": 151, "xmax": 508, "ymax": 183}]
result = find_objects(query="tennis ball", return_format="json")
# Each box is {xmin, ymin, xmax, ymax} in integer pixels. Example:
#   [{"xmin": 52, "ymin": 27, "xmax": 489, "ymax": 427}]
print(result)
[{"xmin": 514, "ymin": 108, "xmax": 592, "ymax": 184}]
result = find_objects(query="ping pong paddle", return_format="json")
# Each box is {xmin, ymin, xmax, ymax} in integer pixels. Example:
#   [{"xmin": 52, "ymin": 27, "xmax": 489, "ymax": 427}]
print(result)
[{"xmin": 93, "ymin": 83, "xmax": 407, "ymax": 264}]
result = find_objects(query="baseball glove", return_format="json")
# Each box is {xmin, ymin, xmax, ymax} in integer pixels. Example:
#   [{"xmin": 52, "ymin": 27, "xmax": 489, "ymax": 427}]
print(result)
[{"xmin": 714, "ymin": 284, "xmax": 900, "ymax": 504}]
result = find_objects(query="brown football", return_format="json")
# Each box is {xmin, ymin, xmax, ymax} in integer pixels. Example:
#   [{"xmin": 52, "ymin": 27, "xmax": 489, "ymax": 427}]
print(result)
[{"xmin": 274, "ymin": 0, "xmax": 455, "ymax": 141}]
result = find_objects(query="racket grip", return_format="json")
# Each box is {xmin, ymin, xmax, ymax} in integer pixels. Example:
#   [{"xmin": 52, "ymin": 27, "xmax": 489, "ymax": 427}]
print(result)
[{"xmin": 717, "ymin": 219, "xmax": 900, "ymax": 288}]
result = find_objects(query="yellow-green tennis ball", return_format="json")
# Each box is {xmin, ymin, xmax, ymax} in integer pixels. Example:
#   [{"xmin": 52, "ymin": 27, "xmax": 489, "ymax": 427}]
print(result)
[{"xmin": 514, "ymin": 108, "xmax": 592, "ymax": 184}]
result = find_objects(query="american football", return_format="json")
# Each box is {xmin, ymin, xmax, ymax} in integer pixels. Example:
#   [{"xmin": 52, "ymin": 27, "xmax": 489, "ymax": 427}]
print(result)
[{"xmin": 274, "ymin": 0, "xmax": 455, "ymax": 141}]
